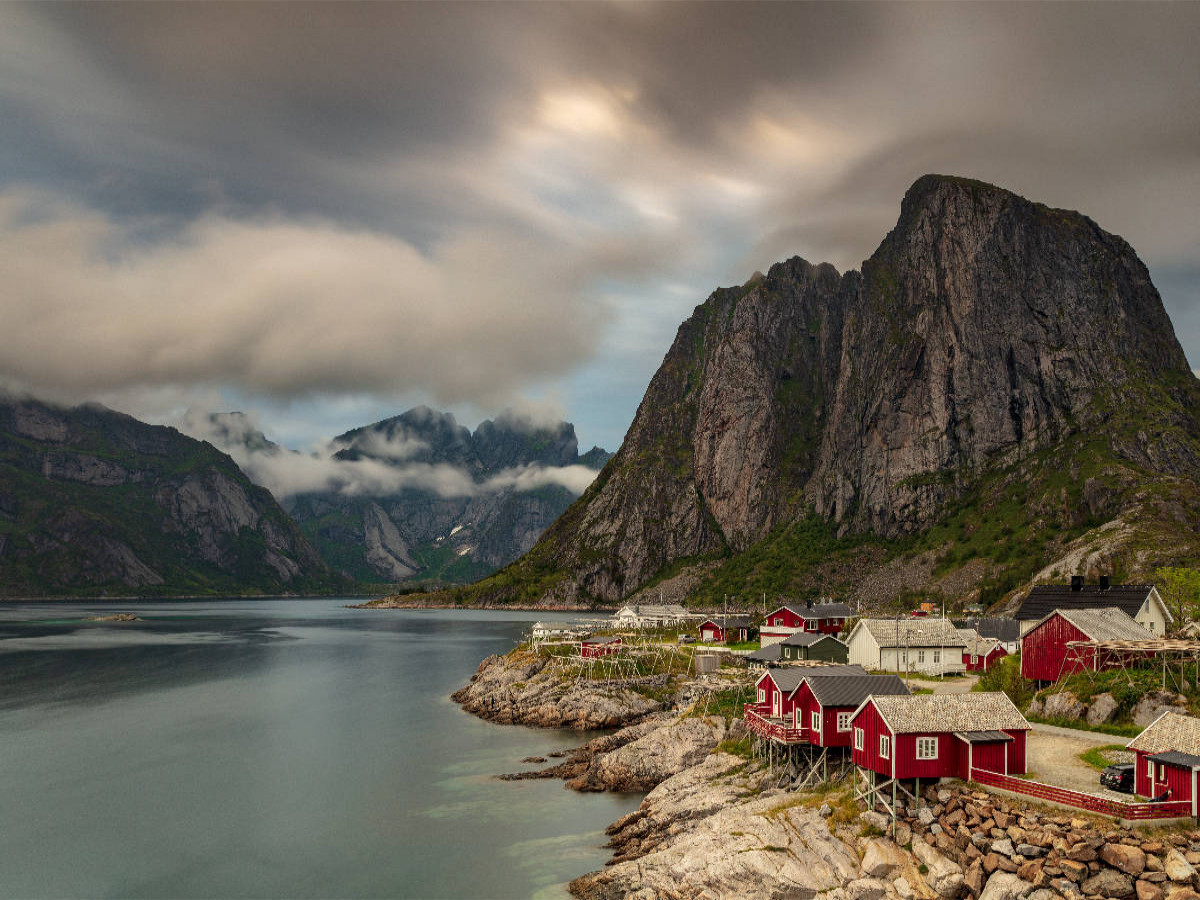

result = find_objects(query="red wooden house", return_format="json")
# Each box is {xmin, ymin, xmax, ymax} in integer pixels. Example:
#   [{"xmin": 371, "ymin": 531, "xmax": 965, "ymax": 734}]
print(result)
[
  {"xmin": 957, "ymin": 628, "xmax": 1008, "ymax": 672},
  {"xmin": 792, "ymin": 673, "xmax": 909, "ymax": 748},
  {"xmin": 580, "ymin": 636, "xmax": 621, "ymax": 658},
  {"xmin": 698, "ymin": 615, "xmax": 753, "ymax": 644},
  {"xmin": 750, "ymin": 665, "xmax": 867, "ymax": 725},
  {"xmin": 760, "ymin": 600, "xmax": 853, "ymax": 645},
  {"xmin": 850, "ymin": 693, "xmax": 1029, "ymax": 781},
  {"xmin": 1019, "ymin": 607, "xmax": 1154, "ymax": 684},
  {"xmin": 1127, "ymin": 711, "xmax": 1200, "ymax": 809}
]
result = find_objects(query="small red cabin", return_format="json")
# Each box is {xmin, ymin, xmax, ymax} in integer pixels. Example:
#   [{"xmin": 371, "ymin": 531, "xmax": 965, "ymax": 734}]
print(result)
[
  {"xmin": 1020, "ymin": 607, "xmax": 1153, "ymax": 683},
  {"xmin": 792, "ymin": 673, "xmax": 909, "ymax": 748},
  {"xmin": 1127, "ymin": 711, "xmax": 1200, "ymax": 809},
  {"xmin": 699, "ymin": 615, "xmax": 753, "ymax": 644},
  {"xmin": 850, "ymin": 693, "xmax": 1029, "ymax": 781},
  {"xmin": 580, "ymin": 636, "xmax": 621, "ymax": 658},
  {"xmin": 957, "ymin": 629, "xmax": 1008, "ymax": 672},
  {"xmin": 750, "ymin": 664, "xmax": 867, "ymax": 726}
]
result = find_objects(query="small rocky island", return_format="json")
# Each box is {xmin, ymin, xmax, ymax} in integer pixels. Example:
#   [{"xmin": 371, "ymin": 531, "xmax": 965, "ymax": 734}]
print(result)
[
  {"xmin": 456, "ymin": 642, "xmax": 1200, "ymax": 900},
  {"xmin": 84, "ymin": 613, "xmax": 143, "ymax": 622}
]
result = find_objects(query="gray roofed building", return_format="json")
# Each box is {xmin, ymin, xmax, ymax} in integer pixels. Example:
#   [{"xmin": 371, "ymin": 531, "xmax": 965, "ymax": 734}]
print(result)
[
  {"xmin": 855, "ymin": 617, "xmax": 963, "ymax": 647},
  {"xmin": 745, "ymin": 643, "xmax": 785, "ymax": 667},
  {"xmin": 701, "ymin": 614, "xmax": 754, "ymax": 629},
  {"xmin": 1015, "ymin": 581, "xmax": 1170, "ymax": 636},
  {"xmin": 805, "ymin": 673, "xmax": 909, "ymax": 708},
  {"xmin": 757, "ymin": 664, "xmax": 867, "ymax": 695},
  {"xmin": 954, "ymin": 617, "xmax": 1022, "ymax": 645},
  {"xmin": 1031, "ymin": 607, "xmax": 1156, "ymax": 643},
  {"xmin": 794, "ymin": 601, "xmax": 853, "ymax": 621},
  {"xmin": 864, "ymin": 692, "xmax": 1028, "ymax": 734},
  {"xmin": 1128, "ymin": 711, "xmax": 1200, "ymax": 757}
]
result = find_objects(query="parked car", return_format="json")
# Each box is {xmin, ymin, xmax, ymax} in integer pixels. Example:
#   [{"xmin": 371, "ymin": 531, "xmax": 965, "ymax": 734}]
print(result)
[
  {"xmin": 677, "ymin": 634, "xmax": 696, "ymax": 644},
  {"xmin": 1100, "ymin": 763, "xmax": 1135, "ymax": 793}
]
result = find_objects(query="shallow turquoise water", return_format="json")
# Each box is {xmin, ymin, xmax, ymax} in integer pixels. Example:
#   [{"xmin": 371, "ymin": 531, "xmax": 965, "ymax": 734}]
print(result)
[{"xmin": 0, "ymin": 600, "xmax": 642, "ymax": 899}]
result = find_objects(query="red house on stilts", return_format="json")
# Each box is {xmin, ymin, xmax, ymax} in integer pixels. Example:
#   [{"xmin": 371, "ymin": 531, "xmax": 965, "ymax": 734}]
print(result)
[
  {"xmin": 1019, "ymin": 607, "xmax": 1154, "ymax": 684},
  {"xmin": 850, "ymin": 692, "xmax": 1029, "ymax": 786},
  {"xmin": 792, "ymin": 673, "xmax": 909, "ymax": 748},
  {"xmin": 1127, "ymin": 711, "xmax": 1200, "ymax": 809}
]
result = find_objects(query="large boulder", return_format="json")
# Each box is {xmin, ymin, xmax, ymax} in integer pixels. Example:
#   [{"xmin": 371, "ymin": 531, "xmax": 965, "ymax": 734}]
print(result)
[
  {"xmin": 1086, "ymin": 692, "xmax": 1119, "ymax": 725},
  {"xmin": 569, "ymin": 713, "xmax": 738, "ymax": 791},
  {"xmin": 1082, "ymin": 868, "xmax": 1135, "ymax": 898},
  {"xmin": 1133, "ymin": 691, "xmax": 1190, "ymax": 727},
  {"xmin": 913, "ymin": 837, "xmax": 965, "ymax": 898},
  {"xmin": 1101, "ymin": 842, "xmax": 1147, "ymax": 876},
  {"xmin": 1041, "ymin": 691, "xmax": 1085, "ymax": 721},
  {"xmin": 861, "ymin": 837, "xmax": 911, "ymax": 878},
  {"xmin": 979, "ymin": 872, "xmax": 1035, "ymax": 900}
]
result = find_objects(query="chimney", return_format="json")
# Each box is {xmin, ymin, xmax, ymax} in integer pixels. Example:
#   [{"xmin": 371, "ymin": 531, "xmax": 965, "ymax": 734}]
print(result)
[
  {"xmin": 1100, "ymin": 575, "xmax": 1111, "ymax": 590},
  {"xmin": 1070, "ymin": 575, "xmax": 1084, "ymax": 591},
  {"xmin": 806, "ymin": 598, "xmax": 814, "ymax": 609}
]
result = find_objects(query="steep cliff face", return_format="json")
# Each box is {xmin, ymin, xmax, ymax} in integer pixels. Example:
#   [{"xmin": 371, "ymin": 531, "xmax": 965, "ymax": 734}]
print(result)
[
  {"xmin": 470, "ymin": 175, "xmax": 1200, "ymax": 606},
  {"xmin": 0, "ymin": 398, "xmax": 343, "ymax": 597}
]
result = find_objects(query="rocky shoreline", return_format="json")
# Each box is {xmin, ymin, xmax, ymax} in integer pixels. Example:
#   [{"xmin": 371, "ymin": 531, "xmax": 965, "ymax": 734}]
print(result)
[{"xmin": 456, "ymin": 648, "xmax": 1200, "ymax": 900}]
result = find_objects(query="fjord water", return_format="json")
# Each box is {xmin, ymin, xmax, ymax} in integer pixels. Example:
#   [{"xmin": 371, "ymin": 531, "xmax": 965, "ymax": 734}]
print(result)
[{"xmin": 0, "ymin": 601, "xmax": 641, "ymax": 899}]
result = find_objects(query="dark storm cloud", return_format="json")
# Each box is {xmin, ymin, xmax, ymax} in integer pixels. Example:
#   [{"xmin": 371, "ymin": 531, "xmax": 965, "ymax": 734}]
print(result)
[{"xmin": 1, "ymin": 2, "xmax": 1198, "ymax": 446}]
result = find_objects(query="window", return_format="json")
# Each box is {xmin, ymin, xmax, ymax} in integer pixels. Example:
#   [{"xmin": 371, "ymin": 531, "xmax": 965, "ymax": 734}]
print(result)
[
  {"xmin": 811, "ymin": 711, "xmax": 821, "ymax": 732},
  {"xmin": 758, "ymin": 688, "xmax": 765, "ymax": 703},
  {"xmin": 933, "ymin": 651, "xmax": 940, "ymax": 664},
  {"xmin": 837, "ymin": 712, "xmax": 852, "ymax": 732},
  {"xmin": 853, "ymin": 728, "xmax": 864, "ymax": 750},
  {"xmin": 916, "ymin": 737, "xmax": 938, "ymax": 759},
  {"xmin": 1147, "ymin": 758, "xmax": 1154, "ymax": 778},
  {"xmin": 879, "ymin": 735, "xmax": 890, "ymax": 759},
  {"xmin": 917, "ymin": 650, "xmax": 925, "ymax": 664}
]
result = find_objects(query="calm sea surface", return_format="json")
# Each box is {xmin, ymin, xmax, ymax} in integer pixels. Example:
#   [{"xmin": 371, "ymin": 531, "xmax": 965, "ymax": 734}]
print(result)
[{"xmin": 0, "ymin": 600, "xmax": 642, "ymax": 899}]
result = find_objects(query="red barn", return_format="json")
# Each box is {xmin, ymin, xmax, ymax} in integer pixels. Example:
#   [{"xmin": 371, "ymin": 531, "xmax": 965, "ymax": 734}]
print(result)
[
  {"xmin": 760, "ymin": 600, "xmax": 852, "ymax": 645},
  {"xmin": 1127, "ymin": 711, "xmax": 1200, "ymax": 809},
  {"xmin": 1019, "ymin": 607, "xmax": 1154, "ymax": 684},
  {"xmin": 850, "ymin": 693, "xmax": 1029, "ymax": 781},
  {"xmin": 580, "ymin": 636, "xmax": 621, "ymax": 658},
  {"xmin": 792, "ymin": 673, "xmax": 909, "ymax": 748},
  {"xmin": 957, "ymin": 628, "xmax": 1008, "ymax": 672},
  {"xmin": 699, "ymin": 615, "xmax": 753, "ymax": 644}
]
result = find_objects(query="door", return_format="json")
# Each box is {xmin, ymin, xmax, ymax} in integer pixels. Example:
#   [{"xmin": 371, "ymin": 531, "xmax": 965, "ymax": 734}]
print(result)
[{"xmin": 772, "ymin": 690, "xmax": 781, "ymax": 718}]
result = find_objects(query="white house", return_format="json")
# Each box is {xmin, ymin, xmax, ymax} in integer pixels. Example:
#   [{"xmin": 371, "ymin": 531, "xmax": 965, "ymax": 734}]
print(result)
[{"xmin": 844, "ymin": 617, "xmax": 967, "ymax": 676}]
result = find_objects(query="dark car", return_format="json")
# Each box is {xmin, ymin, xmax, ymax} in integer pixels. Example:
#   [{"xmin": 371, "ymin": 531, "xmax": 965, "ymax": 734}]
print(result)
[{"xmin": 1100, "ymin": 762, "xmax": 1135, "ymax": 793}]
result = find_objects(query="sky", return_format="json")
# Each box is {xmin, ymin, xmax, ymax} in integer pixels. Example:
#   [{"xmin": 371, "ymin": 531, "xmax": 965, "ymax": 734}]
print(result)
[{"xmin": 2, "ymin": 2, "xmax": 1198, "ymax": 456}]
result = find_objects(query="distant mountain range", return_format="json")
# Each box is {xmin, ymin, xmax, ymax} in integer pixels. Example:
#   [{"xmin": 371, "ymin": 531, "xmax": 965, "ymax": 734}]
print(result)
[
  {"xmin": 185, "ymin": 406, "xmax": 612, "ymax": 586},
  {"xmin": 0, "ymin": 397, "xmax": 345, "ymax": 597},
  {"xmin": 0, "ymin": 398, "xmax": 610, "ymax": 597},
  {"xmin": 435, "ymin": 174, "xmax": 1200, "ymax": 611}
]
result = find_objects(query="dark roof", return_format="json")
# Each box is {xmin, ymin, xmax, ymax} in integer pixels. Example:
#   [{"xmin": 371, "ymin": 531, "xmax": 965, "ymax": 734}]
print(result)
[
  {"xmin": 1015, "ymin": 585, "xmax": 1157, "ymax": 622},
  {"xmin": 954, "ymin": 731, "xmax": 1015, "ymax": 744},
  {"xmin": 746, "ymin": 644, "xmax": 785, "ymax": 662},
  {"xmin": 701, "ymin": 615, "xmax": 753, "ymax": 629},
  {"xmin": 781, "ymin": 631, "xmax": 844, "ymax": 648},
  {"xmin": 796, "ymin": 602, "xmax": 852, "ymax": 620},
  {"xmin": 1148, "ymin": 751, "xmax": 1200, "ymax": 768},
  {"xmin": 953, "ymin": 617, "xmax": 1022, "ymax": 643},
  {"xmin": 583, "ymin": 636, "xmax": 621, "ymax": 644},
  {"xmin": 768, "ymin": 602, "xmax": 853, "ymax": 621},
  {"xmin": 757, "ymin": 664, "xmax": 866, "ymax": 695},
  {"xmin": 806, "ymin": 674, "xmax": 909, "ymax": 708}
]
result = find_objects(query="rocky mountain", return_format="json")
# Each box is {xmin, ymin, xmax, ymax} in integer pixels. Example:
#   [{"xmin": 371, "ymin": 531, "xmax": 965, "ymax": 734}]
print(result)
[
  {"xmin": 275, "ymin": 407, "xmax": 611, "ymax": 584},
  {"xmin": 447, "ymin": 175, "xmax": 1200, "ymax": 609},
  {"xmin": 0, "ymin": 397, "xmax": 345, "ymax": 597}
]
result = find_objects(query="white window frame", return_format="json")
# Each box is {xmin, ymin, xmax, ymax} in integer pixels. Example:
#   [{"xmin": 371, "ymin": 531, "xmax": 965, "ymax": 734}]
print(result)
[
  {"xmin": 916, "ymin": 737, "xmax": 938, "ymax": 760},
  {"xmin": 757, "ymin": 688, "xmax": 765, "ymax": 703},
  {"xmin": 853, "ymin": 727, "xmax": 864, "ymax": 751},
  {"xmin": 837, "ymin": 712, "xmax": 852, "ymax": 732},
  {"xmin": 1147, "ymin": 758, "xmax": 1154, "ymax": 778},
  {"xmin": 917, "ymin": 650, "xmax": 926, "ymax": 664},
  {"xmin": 811, "ymin": 710, "xmax": 821, "ymax": 732},
  {"xmin": 933, "ymin": 650, "xmax": 941, "ymax": 664},
  {"xmin": 879, "ymin": 735, "xmax": 890, "ymax": 759}
]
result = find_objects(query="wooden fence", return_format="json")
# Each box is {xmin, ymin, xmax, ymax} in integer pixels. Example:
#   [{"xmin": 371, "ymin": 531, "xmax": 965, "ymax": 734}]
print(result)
[{"xmin": 970, "ymin": 768, "xmax": 1194, "ymax": 821}]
